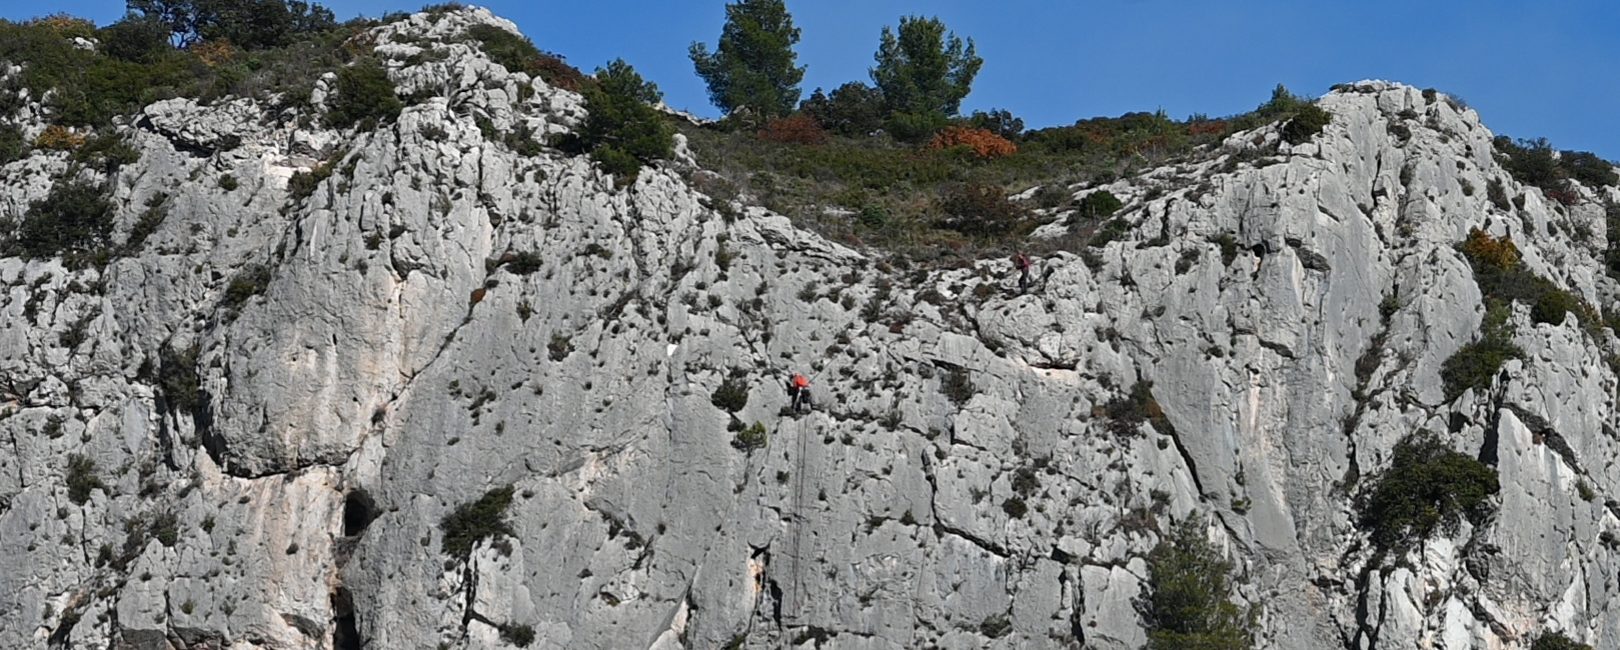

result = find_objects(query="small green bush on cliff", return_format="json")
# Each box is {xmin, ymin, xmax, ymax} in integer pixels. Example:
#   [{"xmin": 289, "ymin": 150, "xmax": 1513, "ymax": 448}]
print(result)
[
  {"xmin": 439, "ymin": 484, "xmax": 516, "ymax": 559},
  {"xmin": 8, "ymin": 178, "xmax": 115, "ymax": 266},
  {"xmin": 1142, "ymin": 513, "xmax": 1256, "ymax": 650},
  {"xmin": 1356, "ymin": 431, "xmax": 1499, "ymax": 556},
  {"xmin": 1531, "ymin": 631, "xmax": 1594, "ymax": 650},
  {"xmin": 324, "ymin": 59, "xmax": 402, "ymax": 130}
]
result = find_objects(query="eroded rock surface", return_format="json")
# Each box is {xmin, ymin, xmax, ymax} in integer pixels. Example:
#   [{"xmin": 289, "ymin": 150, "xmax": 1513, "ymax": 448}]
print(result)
[{"xmin": 1, "ymin": 7, "xmax": 1618, "ymax": 649}]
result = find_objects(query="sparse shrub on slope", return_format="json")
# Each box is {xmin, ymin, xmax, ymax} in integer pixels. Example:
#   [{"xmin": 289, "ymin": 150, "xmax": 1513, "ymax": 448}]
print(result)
[
  {"xmin": 439, "ymin": 484, "xmax": 516, "ymax": 559},
  {"xmin": 937, "ymin": 182, "xmax": 1022, "ymax": 236},
  {"xmin": 578, "ymin": 59, "xmax": 673, "ymax": 184},
  {"xmin": 465, "ymin": 24, "xmax": 586, "ymax": 91},
  {"xmin": 1142, "ymin": 513, "xmax": 1257, "ymax": 650},
  {"xmin": 66, "ymin": 454, "xmax": 104, "ymax": 505},
  {"xmin": 1440, "ymin": 302, "xmax": 1521, "ymax": 401},
  {"xmin": 0, "ymin": 9, "xmax": 370, "ymax": 128},
  {"xmin": 1456, "ymin": 227, "xmax": 1598, "ymax": 331},
  {"xmin": 1531, "ymin": 631, "xmax": 1594, "ymax": 650},
  {"xmin": 1280, "ymin": 103, "xmax": 1331, "ymax": 144},
  {"xmin": 1074, "ymin": 189, "xmax": 1123, "ymax": 219},
  {"xmin": 324, "ymin": 59, "xmax": 402, "ymax": 130},
  {"xmin": 0, "ymin": 125, "xmax": 27, "ymax": 165},
  {"xmin": 711, "ymin": 374, "xmax": 750, "ymax": 412},
  {"xmin": 1492, "ymin": 137, "xmax": 1616, "ymax": 200},
  {"xmin": 223, "ymin": 263, "xmax": 273, "ymax": 310},
  {"xmin": 757, "ymin": 113, "xmax": 826, "ymax": 145},
  {"xmin": 733, "ymin": 421, "xmax": 767, "ymax": 451},
  {"xmin": 8, "ymin": 179, "xmax": 114, "ymax": 265},
  {"xmin": 1560, "ymin": 150, "xmax": 1618, "ymax": 188},
  {"xmin": 1356, "ymin": 431, "xmax": 1498, "ymax": 556},
  {"xmin": 1102, "ymin": 381, "xmax": 1174, "ymax": 438}
]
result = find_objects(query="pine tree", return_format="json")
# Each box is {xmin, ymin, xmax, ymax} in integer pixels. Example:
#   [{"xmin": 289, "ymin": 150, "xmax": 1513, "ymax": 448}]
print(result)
[
  {"xmin": 689, "ymin": 0, "xmax": 805, "ymax": 120},
  {"xmin": 580, "ymin": 59, "xmax": 673, "ymax": 183},
  {"xmin": 869, "ymin": 16, "xmax": 982, "ymax": 128}
]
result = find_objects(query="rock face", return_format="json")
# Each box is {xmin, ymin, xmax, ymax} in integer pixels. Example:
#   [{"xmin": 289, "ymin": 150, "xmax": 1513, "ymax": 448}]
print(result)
[{"xmin": 1, "ymin": 7, "xmax": 1618, "ymax": 650}]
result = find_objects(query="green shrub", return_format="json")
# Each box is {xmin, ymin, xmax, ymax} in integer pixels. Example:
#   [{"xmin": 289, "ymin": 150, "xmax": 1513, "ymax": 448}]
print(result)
[
  {"xmin": 979, "ymin": 614, "xmax": 1012, "ymax": 638},
  {"xmin": 324, "ymin": 59, "xmax": 402, "ymax": 130},
  {"xmin": 1531, "ymin": 288, "xmax": 1585, "ymax": 327},
  {"xmin": 941, "ymin": 367, "xmax": 975, "ymax": 405},
  {"xmin": 547, "ymin": 334, "xmax": 572, "ymax": 361},
  {"xmin": 884, "ymin": 110, "xmax": 949, "ymax": 144},
  {"xmin": 1531, "ymin": 631, "xmax": 1594, "ymax": 650},
  {"xmin": 158, "ymin": 345, "xmax": 202, "ymax": 416},
  {"xmin": 710, "ymin": 374, "xmax": 749, "ymax": 412},
  {"xmin": 152, "ymin": 511, "xmax": 179, "ymax": 546},
  {"xmin": 1104, "ymin": 381, "xmax": 1173, "ymax": 438},
  {"xmin": 1561, "ymin": 151, "xmax": 1618, "ymax": 188},
  {"xmin": 1440, "ymin": 302, "xmax": 1521, "ymax": 401},
  {"xmin": 100, "ymin": 15, "xmax": 171, "ymax": 64},
  {"xmin": 1254, "ymin": 84, "xmax": 1308, "ymax": 118},
  {"xmin": 579, "ymin": 59, "xmax": 673, "ymax": 183},
  {"xmin": 966, "ymin": 108, "xmax": 1024, "ymax": 140},
  {"xmin": 71, "ymin": 132, "xmax": 141, "ymax": 173},
  {"xmin": 1280, "ymin": 104, "xmax": 1331, "ymax": 144},
  {"xmin": 1074, "ymin": 190, "xmax": 1122, "ymax": 219},
  {"xmin": 465, "ymin": 24, "xmax": 586, "ymax": 92},
  {"xmin": 218, "ymin": 174, "xmax": 239, "ymax": 191},
  {"xmin": 1142, "ymin": 513, "xmax": 1256, "ymax": 650},
  {"xmin": 66, "ymin": 454, "xmax": 103, "ymax": 505},
  {"xmin": 733, "ymin": 421, "xmax": 767, "ymax": 451},
  {"xmin": 9, "ymin": 178, "xmax": 114, "ymax": 264},
  {"xmin": 1356, "ymin": 431, "xmax": 1499, "ymax": 555},
  {"xmin": 0, "ymin": 125, "xmax": 26, "ymax": 165},
  {"xmin": 439, "ymin": 484, "xmax": 516, "ymax": 559},
  {"xmin": 798, "ymin": 82, "xmax": 883, "ymax": 137},
  {"xmin": 1494, "ymin": 137, "xmax": 1562, "ymax": 190},
  {"xmin": 224, "ymin": 263, "xmax": 272, "ymax": 309},
  {"xmin": 1480, "ymin": 182, "xmax": 1510, "ymax": 215},
  {"xmin": 937, "ymin": 182, "xmax": 1021, "ymax": 236},
  {"xmin": 503, "ymin": 251, "xmax": 544, "ymax": 275},
  {"xmin": 1001, "ymin": 497, "xmax": 1026, "ymax": 518},
  {"xmin": 129, "ymin": 0, "xmax": 336, "ymax": 50},
  {"xmin": 287, "ymin": 160, "xmax": 332, "ymax": 200},
  {"xmin": 500, "ymin": 623, "xmax": 536, "ymax": 647}
]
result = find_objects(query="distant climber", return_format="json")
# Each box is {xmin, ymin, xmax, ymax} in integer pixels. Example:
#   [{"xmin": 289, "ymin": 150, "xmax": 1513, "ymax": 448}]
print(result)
[
  {"xmin": 788, "ymin": 373, "xmax": 814, "ymax": 414},
  {"xmin": 1012, "ymin": 251, "xmax": 1033, "ymax": 293}
]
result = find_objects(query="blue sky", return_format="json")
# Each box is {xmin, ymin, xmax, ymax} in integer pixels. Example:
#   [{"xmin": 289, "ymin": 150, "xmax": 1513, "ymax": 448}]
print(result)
[{"xmin": 9, "ymin": 1, "xmax": 1619, "ymax": 160}]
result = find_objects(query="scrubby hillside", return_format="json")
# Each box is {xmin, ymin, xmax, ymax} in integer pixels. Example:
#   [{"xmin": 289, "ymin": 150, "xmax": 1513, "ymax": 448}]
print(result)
[{"xmin": 0, "ymin": 6, "xmax": 1618, "ymax": 650}]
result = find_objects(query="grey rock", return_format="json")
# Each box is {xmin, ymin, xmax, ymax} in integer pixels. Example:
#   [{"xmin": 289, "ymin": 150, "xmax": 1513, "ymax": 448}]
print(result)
[{"xmin": 0, "ymin": 10, "xmax": 1616, "ymax": 650}]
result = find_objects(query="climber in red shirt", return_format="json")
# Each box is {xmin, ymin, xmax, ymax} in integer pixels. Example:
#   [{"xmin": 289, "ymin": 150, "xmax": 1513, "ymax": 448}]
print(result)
[
  {"xmin": 1012, "ymin": 251, "xmax": 1033, "ymax": 294},
  {"xmin": 789, "ymin": 373, "xmax": 813, "ymax": 414}
]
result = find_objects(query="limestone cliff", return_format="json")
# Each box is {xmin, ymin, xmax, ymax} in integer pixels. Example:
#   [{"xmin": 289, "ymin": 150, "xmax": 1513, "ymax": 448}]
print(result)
[{"xmin": 1, "ymin": 7, "xmax": 1617, "ymax": 649}]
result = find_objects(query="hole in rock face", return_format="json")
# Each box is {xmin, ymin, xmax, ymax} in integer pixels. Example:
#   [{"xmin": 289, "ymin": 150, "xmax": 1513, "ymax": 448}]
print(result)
[
  {"xmin": 343, "ymin": 491, "xmax": 378, "ymax": 537},
  {"xmin": 331, "ymin": 587, "xmax": 361, "ymax": 650}
]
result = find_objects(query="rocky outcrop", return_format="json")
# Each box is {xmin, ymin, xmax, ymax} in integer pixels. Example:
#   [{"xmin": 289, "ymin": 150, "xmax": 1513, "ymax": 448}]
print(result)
[{"xmin": 0, "ymin": 7, "xmax": 1617, "ymax": 650}]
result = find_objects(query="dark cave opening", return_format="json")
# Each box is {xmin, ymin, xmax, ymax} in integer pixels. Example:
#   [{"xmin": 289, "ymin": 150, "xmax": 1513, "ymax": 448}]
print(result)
[
  {"xmin": 331, "ymin": 587, "xmax": 362, "ymax": 650},
  {"xmin": 343, "ymin": 490, "xmax": 378, "ymax": 537}
]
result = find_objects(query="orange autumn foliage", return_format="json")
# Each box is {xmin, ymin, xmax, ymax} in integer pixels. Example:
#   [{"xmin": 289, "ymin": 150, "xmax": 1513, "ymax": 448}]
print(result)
[{"xmin": 927, "ymin": 126, "xmax": 1017, "ymax": 159}]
